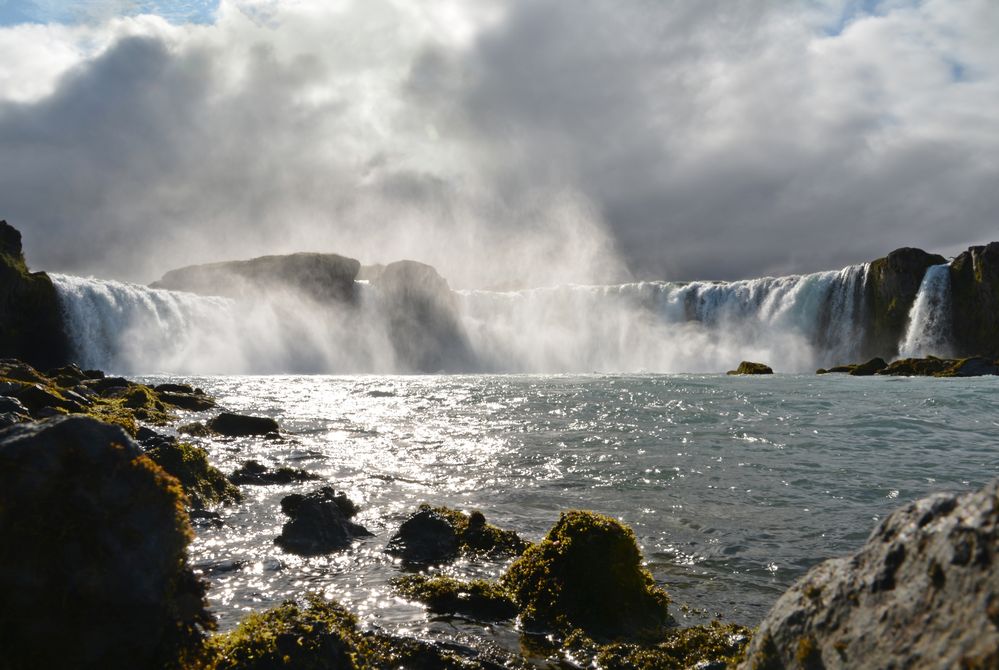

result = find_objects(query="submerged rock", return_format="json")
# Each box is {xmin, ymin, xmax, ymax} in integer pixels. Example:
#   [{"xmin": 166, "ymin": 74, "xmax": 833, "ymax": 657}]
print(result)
[
  {"xmin": 209, "ymin": 593, "xmax": 522, "ymax": 670},
  {"xmin": 739, "ymin": 478, "xmax": 999, "ymax": 670},
  {"xmin": 727, "ymin": 361, "xmax": 774, "ymax": 375},
  {"xmin": 501, "ymin": 510, "xmax": 671, "ymax": 640},
  {"xmin": 229, "ymin": 459, "xmax": 321, "ymax": 485},
  {"xmin": 0, "ymin": 416, "xmax": 213, "ymax": 669},
  {"xmin": 159, "ymin": 390, "xmax": 216, "ymax": 411},
  {"xmin": 392, "ymin": 575, "xmax": 518, "ymax": 621},
  {"xmin": 275, "ymin": 486, "xmax": 371, "ymax": 556},
  {"xmin": 208, "ymin": 412, "xmax": 280, "ymax": 437},
  {"xmin": 387, "ymin": 505, "xmax": 527, "ymax": 565}
]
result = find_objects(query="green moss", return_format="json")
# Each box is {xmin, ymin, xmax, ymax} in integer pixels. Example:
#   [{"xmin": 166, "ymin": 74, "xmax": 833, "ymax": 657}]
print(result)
[
  {"xmin": 146, "ymin": 441, "xmax": 242, "ymax": 509},
  {"xmin": 501, "ymin": 510, "xmax": 671, "ymax": 641},
  {"xmin": 795, "ymin": 634, "xmax": 823, "ymax": 668},
  {"xmin": 581, "ymin": 621, "xmax": 752, "ymax": 670},
  {"xmin": 208, "ymin": 594, "xmax": 517, "ymax": 670},
  {"xmin": 84, "ymin": 398, "xmax": 141, "ymax": 436},
  {"xmin": 420, "ymin": 505, "xmax": 528, "ymax": 557},
  {"xmin": 392, "ymin": 575, "xmax": 517, "ymax": 620}
]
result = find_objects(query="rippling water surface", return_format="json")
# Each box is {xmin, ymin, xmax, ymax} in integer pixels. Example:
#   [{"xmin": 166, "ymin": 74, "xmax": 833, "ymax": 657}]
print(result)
[{"xmin": 139, "ymin": 373, "xmax": 999, "ymax": 654}]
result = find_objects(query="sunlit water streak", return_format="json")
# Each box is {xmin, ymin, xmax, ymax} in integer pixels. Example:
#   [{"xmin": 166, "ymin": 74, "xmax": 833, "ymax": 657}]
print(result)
[{"xmin": 136, "ymin": 373, "xmax": 999, "ymax": 656}]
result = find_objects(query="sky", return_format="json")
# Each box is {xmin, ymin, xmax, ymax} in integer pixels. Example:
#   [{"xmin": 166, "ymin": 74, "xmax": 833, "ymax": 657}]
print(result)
[{"xmin": 0, "ymin": 0, "xmax": 996, "ymax": 288}]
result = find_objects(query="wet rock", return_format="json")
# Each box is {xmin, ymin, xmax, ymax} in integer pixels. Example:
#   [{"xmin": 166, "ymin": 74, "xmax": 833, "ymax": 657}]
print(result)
[
  {"xmin": 144, "ymin": 436, "xmax": 242, "ymax": 509},
  {"xmin": 82, "ymin": 376, "xmax": 133, "ymax": 394},
  {"xmin": 387, "ymin": 508, "xmax": 461, "ymax": 564},
  {"xmin": 936, "ymin": 356, "xmax": 999, "ymax": 377},
  {"xmin": 392, "ymin": 575, "xmax": 518, "ymax": 620},
  {"xmin": 275, "ymin": 486, "xmax": 371, "ymax": 556},
  {"xmin": 501, "ymin": 510, "xmax": 671, "ymax": 640},
  {"xmin": 849, "ymin": 356, "xmax": 888, "ymax": 376},
  {"xmin": 46, "ymin": 363, "xmax": 86, "ymax": 387},
  {"xmin": 159, "ymin": 390, "xmax": 216, "ymax": 411},
  {"xmin": 0, "ymin": 395, "xmax": 28, "ymax": 415},
  {"xmin": 877, "ymin": 356, "xmax": 954, "ymax": 376},
  {"xmin": 387, "ymin": 505, "xmax": 528, "ymax": 565},
  {"xmin": 229, "ymin": 459, "xmax": 321, "ymax": 485},
  {"xmin": 0, "ymin": 416, "xmax": 213, "ymax": 668},
  {"xmin": 178, "ymin": 421, "xmax": 213, "ymax": 437},
  {"xmin": 727, "ymin": 361, "xmax": 774, "ymax": 375},
  {"xmin": 154, "ymin": 382, "xmax": 197, "ymax": 394},
  {"xmin": 739, "ymin": 478, "xmax": 999, "ymax": 670},
  {"xmin": 208, "ymin": 412, "xmax": 280, "ymax": 437},
  {"xmin": 14, "ymin": 382, "xmax": 85, "ymax": 414}
]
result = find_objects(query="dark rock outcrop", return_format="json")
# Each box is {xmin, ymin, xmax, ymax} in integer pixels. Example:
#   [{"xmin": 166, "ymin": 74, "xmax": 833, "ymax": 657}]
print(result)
[
  {"xmin": 152, "ymin": 252, "xmax": 361, "ymax": 304},
  {"xmin": 0, "ymin": 221, "xmax": 71, "ymax": 369},
  {"xmin": 727, "ymin": 361, "xmax": 773, "ymax": 375},
  {"xmin": 372, "ymin": 260, "xmax": 475, "ymax": 372},
  {"xmin": 862, "ymin": 247, "xmax": 947, "ymax": 359},
  {"xmin": 386, "ymin": 505, "xmax": 527, "ymax": 565},
  {"xmin": 229, "ymin": 459, "xmax": 321, "ymax": 485},
  {"xmin": 207, "ymin": 412, "xmax": 280, "ymax": 437},
  {"xmin": 386, "ymin": 508, "xmax": 461, "ymax": 564},
  {"xmin": 816, "ymin": 357, "xmax": 888, "ymax": 376},
  {"xmin": 158, "ymin": 390, "xmax": 216, "ymax": 411},
  {"xmin": 0, "ymin": 416, "xmax": 213, "ymax": 668},
  {"xmin": 877, "ymin": 356, "xmax": 999, "ymax": 377},
  {"xmin": 949, "ymin": 242, "xmax": 999, "ymax": 359},
  {"xmin": 740, "ymin": 478, "xmax": 999, "ymax": 670},
  {"xmin": 274, "ymin": 486, "xmax": 371, "ymax": 556}
]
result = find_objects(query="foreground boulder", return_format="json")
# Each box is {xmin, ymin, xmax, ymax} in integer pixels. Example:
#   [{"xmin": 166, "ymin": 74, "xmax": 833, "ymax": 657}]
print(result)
[
  {"xmin": 727, "ymin": 361, "xmax": 773, "ymax": 375},
  {"xmin": 387, "ymin": 505, "xmax": 527, "ymax": 565},
  {"xmin": 0, "ymin": 416, "xmax": 213, "ymax": 669},
  {"xmin": 275, "ymin": 486, "xmax": 371, "ymax": 556},
  {"xmin": 207, "ymin": 412, "xmax": 280, "ymax": 436},
  {"xmin": 740, "ymin": 478, "xmax": 999, "ymax": 669},
  {"xmin": 501, "ymin": 510, "xmax": 671, "ymax": 640},
  {"xmin": 0, "ymin": 221, "xmax": 71, "ymax": 369}
]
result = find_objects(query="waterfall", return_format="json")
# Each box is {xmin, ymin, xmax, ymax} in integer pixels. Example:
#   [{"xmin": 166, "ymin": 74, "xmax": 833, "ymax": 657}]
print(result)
[
  {"xmin": 52, "ymin": 264, "xmax": 873, "ymax": 374},
  {"xmin": 898, "ymin": 264, "xmax": 953, "ymax": 359}
]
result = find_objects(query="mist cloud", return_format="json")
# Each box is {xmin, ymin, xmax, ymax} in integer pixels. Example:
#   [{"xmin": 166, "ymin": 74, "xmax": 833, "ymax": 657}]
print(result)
[{"xmin": 0, "ymin": 0, "xmax": 996, "ymax": 286}]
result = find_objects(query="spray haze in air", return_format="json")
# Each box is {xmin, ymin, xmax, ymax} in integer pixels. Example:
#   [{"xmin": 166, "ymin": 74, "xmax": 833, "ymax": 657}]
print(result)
[{"xmin": 0, "ymin": 0, "xmax": 998, "ymax": 287}]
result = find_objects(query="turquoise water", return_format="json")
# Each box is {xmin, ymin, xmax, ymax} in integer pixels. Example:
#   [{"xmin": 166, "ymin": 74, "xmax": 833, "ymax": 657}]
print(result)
[{"xmin": 149, "ymin": 373, "xmax": 999, "ymax": 650}]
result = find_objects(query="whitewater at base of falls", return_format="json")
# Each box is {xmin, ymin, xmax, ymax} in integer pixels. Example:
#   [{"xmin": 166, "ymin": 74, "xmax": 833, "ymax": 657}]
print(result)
[
  {"xmin": 898, "ymin": 264, "xmax": 953, "ymax": 359},
  {"xmin": 53, "ymin": 264, "xmax": 876, "ymax": 374}
]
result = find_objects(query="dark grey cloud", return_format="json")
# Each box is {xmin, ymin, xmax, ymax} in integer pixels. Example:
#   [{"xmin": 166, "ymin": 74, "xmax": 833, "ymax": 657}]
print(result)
[{"xmin": 0, "ymin": 0, "xmax": 996, "ymax": 286}]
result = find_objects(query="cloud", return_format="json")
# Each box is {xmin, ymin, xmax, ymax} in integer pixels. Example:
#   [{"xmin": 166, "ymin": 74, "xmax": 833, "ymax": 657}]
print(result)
[{"xmin": 0, "ymin": 0, "xmax": 996, "ymax": 286}]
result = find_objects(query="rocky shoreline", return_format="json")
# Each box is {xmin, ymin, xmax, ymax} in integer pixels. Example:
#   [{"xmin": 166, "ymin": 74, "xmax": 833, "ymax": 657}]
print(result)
[{"xmin": 1, "ymin": 357, "xmax": 997, "ymax": 668}]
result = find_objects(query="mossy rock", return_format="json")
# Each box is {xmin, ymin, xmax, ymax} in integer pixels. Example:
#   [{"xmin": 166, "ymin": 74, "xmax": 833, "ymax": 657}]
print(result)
[
  {"xmin": 568, "ymin": 621, "xmax": 752, "ymax": 669},
  {"xmin": 877, "ymin": 356, "xmax": 953, "ymax": 376},
  {"xmin": 0, "ymin": 415, "xmax": 214, "ymax": 669},
  {"xmin": 146, "ymin": 439, "xmax": 243, "ymax": 509},
  {"xmin": 387, "ymin": 505, "xmax": 527, "ymax": 564},
  {"xmin": 209, "ymin": 593, "xmax": 524, "ymax": 670},
  {"xmin": 208, "ymin": 595, "xmax": 355, "ymax": 670},
  {"xmin": 727, "ymin": 361, "xmax": 773, "ymax": 375},
  {"xmin": 229, "ymin": 459, "xmax": 322, "ymax": 485},
  {"xmin": 392, "ymin": 575, "xmax": 517, "ymax": 620},
  {"xmin": 501, "ymin": 510, "xmax": 671, "ymax": 641}
]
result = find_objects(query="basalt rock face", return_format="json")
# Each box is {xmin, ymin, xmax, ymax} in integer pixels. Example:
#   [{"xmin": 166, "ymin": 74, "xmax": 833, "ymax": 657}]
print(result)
[
  {"xmin": 0, "ymin": 221, "xmax": 71, "ymax": 369},
  {"xmin": 949, "ymin": 242, "xmax": 999, "ymax": 359},
  {"xmin": 152, "ymin": 252, "xmax": 362, "ymax": 304},
  {"xmin": 862, "ymin": 247, "xmax": 947, "ymax": 359},
  {"xmin": 372, "ymin": 260, "xmax": 475, "ymax": 373},
  {"xmin": 739, "ymin": 478, "xmax": 999, "ymax": 670}
]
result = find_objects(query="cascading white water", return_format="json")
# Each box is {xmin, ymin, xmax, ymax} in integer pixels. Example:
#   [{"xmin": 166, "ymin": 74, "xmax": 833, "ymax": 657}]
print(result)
[
  {"xmin": 51, "ymin": 274, "xmax": 400, "ymax": 374},
  {"xmin": 898, "ymin": 264, "xmax": 953, "ymax": 359},
  {"xmin": 53, "ymin": 263, "xmax": 872, "ymax": 374},
  {"xmin": 457, "ymin": 264, "xmax": 870, "ymax": 373}
]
